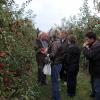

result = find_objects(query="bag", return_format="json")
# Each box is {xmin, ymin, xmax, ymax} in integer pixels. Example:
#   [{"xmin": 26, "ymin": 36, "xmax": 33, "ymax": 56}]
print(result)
[{"xmin": 43, "ymin": 63, "xmax": 51, "ymax": 75}]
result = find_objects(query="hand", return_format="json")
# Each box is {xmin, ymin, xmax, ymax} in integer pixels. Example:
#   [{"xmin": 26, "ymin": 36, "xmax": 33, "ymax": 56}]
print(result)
[
  {"xmin": 83, "ymin": 41, "xmax": 89, "ymax": 47},
  {"xmin": 40, "ymin": 48, "xmax": 48, "ymax": 54},
  {"xmin": 83, "ymin": 42, "xmax": 90, "ymax": 49},
  {"xmin": 45, "ymin": 48, "xmax": 48, "ymax": 53}
]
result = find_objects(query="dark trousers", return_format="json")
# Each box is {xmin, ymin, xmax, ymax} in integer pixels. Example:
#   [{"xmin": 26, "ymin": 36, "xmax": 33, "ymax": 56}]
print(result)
[
  {"xmin": 51, "ymin": 64, "xmax": 62, "ymax": 100},
  {"xmin": 66, "ymin": 71, "xmax": 78, "ymax": 96},
  {"xmin": 38, "ymin": 65, "xmax": 46, "ymax": 84},
  {"xmin": 36, "ymin": 52, "xmax": 46, "ymax": 84},
  {"xmin": 60, "ymin": 63, "xmax": 67, "ymax": 81},
  {"xmin": 90, "ymin": 75, "xmax": 95, "ymax": 95},
  {"xmin": 94, "ymin": 78, "xmax": 100, "ymax": 100}
]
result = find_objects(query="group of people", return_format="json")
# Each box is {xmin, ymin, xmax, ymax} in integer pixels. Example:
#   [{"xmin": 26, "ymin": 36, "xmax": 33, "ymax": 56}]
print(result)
[{"xmin": 35, "ymin": 29, "xmax": 100, "ymax": 100}]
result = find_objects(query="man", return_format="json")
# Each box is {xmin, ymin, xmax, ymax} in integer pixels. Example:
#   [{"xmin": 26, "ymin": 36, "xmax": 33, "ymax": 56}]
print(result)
[
  {"xmin": 35, "ymin": 32, "xmax": 48, "ymax": 85},
  {"xmin": 83, "ymin": 32, "xmax": 100, "ymax": 100},
  {"xmin": 60, "ymin": 30, "xmax": 68, "ymax": 82}
]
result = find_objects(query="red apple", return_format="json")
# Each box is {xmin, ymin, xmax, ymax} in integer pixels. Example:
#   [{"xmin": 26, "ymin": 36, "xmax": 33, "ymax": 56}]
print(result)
[
  {"xmin": 0, "ymin": 63, "xmax": 5, "ymax": 68},
  {"xmin": 0, "ymin": 51, "xmax": 7, "ymax": 57}
]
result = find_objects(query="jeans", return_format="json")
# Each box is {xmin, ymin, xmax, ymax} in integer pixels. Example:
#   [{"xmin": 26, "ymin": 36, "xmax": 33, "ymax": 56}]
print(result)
[
  {"xmin": 94, "ymin": 78, "xmax": 100, "ymax": 100},
  {"xmin": 51, "ymin": 64, "xmax": 62, "ymax": 100}
]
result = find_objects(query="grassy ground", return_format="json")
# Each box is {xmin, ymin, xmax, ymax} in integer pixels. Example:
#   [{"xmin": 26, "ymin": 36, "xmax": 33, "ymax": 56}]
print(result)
[{"xmin": 33, "ymin": 63, "xmax": 93, "ymax": 100}]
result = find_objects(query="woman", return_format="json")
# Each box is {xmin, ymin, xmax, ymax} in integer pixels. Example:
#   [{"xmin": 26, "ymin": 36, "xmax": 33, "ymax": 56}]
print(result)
[
  {"xmin": 48, "ymin": 29, "xmax": 63, "ymax": 100},
  {"xmin": 64, "ymin": 35, "xmax": 81, "ymax": 97}
]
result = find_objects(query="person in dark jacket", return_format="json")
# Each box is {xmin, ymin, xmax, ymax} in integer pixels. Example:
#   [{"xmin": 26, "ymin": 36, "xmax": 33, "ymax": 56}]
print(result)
[
  {"xmin": 83, "ymin": 32, "xmax": 100, "ymax": 100},
  {"xmin": 60, "ymin": 31, "xmax": 68, "ymax": 83},
  {"xmin": 48, "ymin": 29, "xmax": 63, "ymax": 100},
  {"xmin": 35, "ymin": 32, "xmax": 48, "ymax": 85},
  {"xmin": 64, "ymin": 35, "xmax": 81, "ymax": 97}
]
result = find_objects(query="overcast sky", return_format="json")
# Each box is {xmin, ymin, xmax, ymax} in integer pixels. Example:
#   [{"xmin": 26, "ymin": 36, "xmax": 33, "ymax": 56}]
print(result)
[{"xmin": 14, "ymin": 0, "xmax": 95, "ymax": 31}]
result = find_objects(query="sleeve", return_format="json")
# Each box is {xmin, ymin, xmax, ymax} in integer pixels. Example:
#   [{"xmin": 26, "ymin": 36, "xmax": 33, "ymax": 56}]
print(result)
[
  {"xmin": 49, "ymin": 41, "xmax": 59, "ymax": 59},
  {"xmin": 83, "ymin": 46, "xmax": 100, "ymax": 60}
]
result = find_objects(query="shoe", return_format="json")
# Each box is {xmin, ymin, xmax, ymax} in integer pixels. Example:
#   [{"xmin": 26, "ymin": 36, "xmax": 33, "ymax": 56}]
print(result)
[
  {"xmin": 64, "ymin": 82, "xmax": 67, "ymax": 86},
  {"xmin": 58, "ymin": 78, "xmax": 61, "ymax": 81},
  {"xmin": 41, "ymin": 82, "xmax": 47, "ymax": 85},
  {"xmin": 59, "ymin": 88, "xmax": 61, "ymax": 91},
  {"xmin": 67, "ymin": 93, "xmax": 75, "ymax": 97},
  {"xmin": 89, "ymin": 93, "xmax": 95, "ymax": 98}
]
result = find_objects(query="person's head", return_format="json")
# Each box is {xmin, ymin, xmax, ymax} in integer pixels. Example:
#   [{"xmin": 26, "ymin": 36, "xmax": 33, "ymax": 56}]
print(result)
[
  {"xmin": 54, "ymin": 29, "xmax": 62, "ymax": 38},
  {"xmin": 42, "ymin": 32, "xmax": 48, "ymax": 40},
  {"xmin": 67, "ymin": 34, "xmax": 77, "ymax": 44},
  {"xmin": 38, "ymin": 32, "xmax": 48, "ymax": 40},
  {"xmin": 38, "ymin": 32, "xmax": 42, "ymax": 39},
  {"xmin": 49, "ymin": 29, "xmax": 62, "ymax": 41},
  {"xmin": 85, "ymin": 32, "xmax": 97, "ymax": 45},
  {"xmin": 60, "ymin": 30, "xmax": 66, "ymax": 39}
]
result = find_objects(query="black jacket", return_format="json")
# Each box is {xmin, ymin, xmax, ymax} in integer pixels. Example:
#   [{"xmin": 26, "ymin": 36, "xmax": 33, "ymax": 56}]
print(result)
[
  {"xmin": 48, "ymin": 39, "xmax": 63, "ymax": 64},
  {"xmin": 83, "ymin": 41, "xmax": 100, "ymax": 78},
  {"xmin": 64, "ymin": 44, "xmax": 81, "ymax": 72}
]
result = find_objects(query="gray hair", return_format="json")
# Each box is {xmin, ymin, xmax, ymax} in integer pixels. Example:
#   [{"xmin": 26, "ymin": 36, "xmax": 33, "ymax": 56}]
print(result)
[{"xmin": 48, "ymin": 28, "xmax": 61, "ymax": 39}]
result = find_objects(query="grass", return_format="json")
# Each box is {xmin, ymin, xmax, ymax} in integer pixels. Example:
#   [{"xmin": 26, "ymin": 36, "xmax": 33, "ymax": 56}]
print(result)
[
  {"xmin": 34, "ymin": 66, "xmax": 94, "ymax": 100},
  {"xmin": 33, "ymin": 60, "xmax": 93, "ymax": 100}
]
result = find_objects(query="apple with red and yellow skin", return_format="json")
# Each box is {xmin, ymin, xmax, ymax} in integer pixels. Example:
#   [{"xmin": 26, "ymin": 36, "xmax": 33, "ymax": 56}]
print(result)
[
  {"xmin": 3, "ymin": 77, "xmax": 11, "ymax": 86},
  {"xmin": 0, "ymin": 63, "xmax": 5, "ymax": 68},
  {"xmin": 97, "ymin": 22, "xmax": 100, "ymax": 24},
  {"xmin": 0, "ymin": 51, "xmax": 7, "ymax": 57},
  {"xmin": 3, "ymin": 77, "xmax": 9, "ymax": 82}
]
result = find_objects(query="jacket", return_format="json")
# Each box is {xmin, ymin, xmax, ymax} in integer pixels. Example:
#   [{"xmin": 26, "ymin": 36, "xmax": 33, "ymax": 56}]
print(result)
[
  {"xmin": 64, "ymin": 44, "xmax": 81, "ymax": 72},
  {"xmin": 83, "ymin": 41, "xmax": 100, "ymax": 78},
  {"xmin": 48, "ymin": 38, "xmax": 63, "ymax": 64}
]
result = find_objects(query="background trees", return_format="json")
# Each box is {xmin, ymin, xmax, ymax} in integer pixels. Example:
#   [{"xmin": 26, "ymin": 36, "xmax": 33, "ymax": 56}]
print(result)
[
  {"xmin": 0, "ymin": 0, "xmax": 39, "ymax": 99},
  {"xmin": 59, "ymin": 0, "xmax": 100, "ymax": 45}
]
